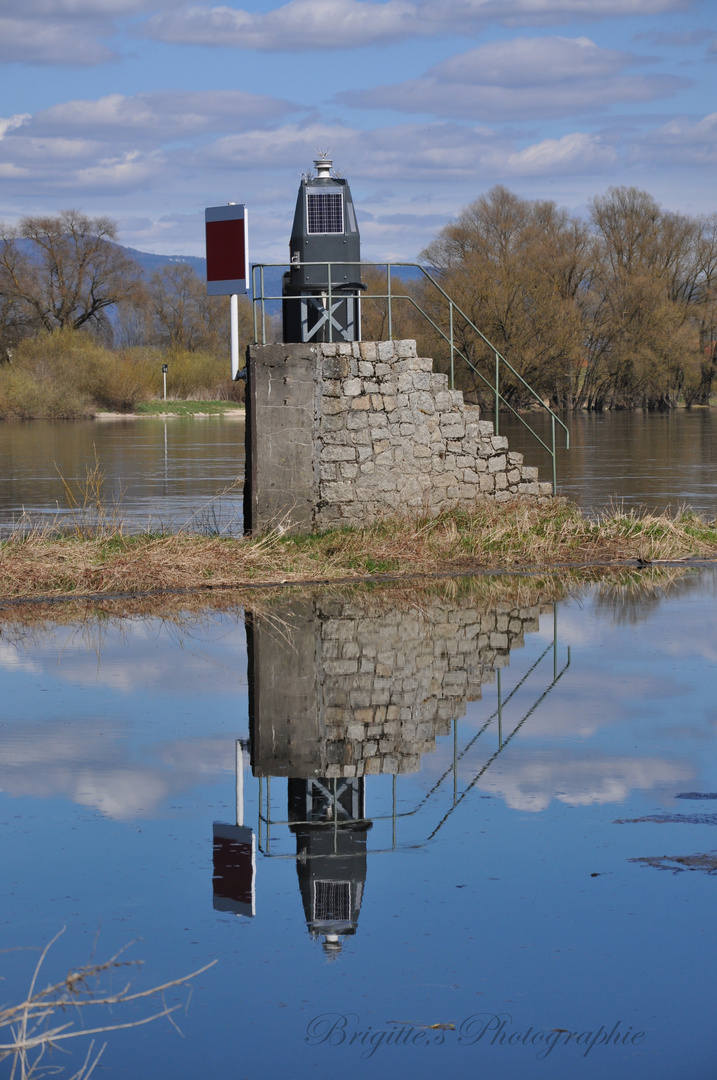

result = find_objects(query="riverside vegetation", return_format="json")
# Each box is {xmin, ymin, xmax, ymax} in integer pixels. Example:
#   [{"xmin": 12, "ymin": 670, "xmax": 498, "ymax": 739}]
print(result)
[
  {"xmin": 0, "ymin": 330, "xmax": 244, "ymax": 418},
  {"xmin": 2, "ymin": 189, "xmax": 717, "ymax": 418},
  {"xmin": 1, "ymin": 489, "xmax": 716, "ymax": 601}
]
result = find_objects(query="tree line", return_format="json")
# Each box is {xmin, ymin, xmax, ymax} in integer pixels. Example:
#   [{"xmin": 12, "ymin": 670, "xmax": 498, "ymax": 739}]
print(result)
[
  {"xmin": 2, "ymin": 191, "xmax": 716, "ymax": 412},
  {"xmin": 414, "ymin": 186, "xmax": 717, "ymax": 411},
  {"xmin": 0, "ymin": 209, "xmax": 253, "ymax": 359}
]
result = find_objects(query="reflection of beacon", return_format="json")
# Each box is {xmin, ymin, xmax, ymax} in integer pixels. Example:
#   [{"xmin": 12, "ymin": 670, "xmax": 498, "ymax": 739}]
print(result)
[
  {"xmin": 282, "ymin": 155, "xmax": 363, "ymax": 344},
  {"xmin": 289, "ymin": 777, "xmax": 371, "ymax": 957},
  {"xmin": 213, "ymin": 741, "xmax": 255, "ymax": 918}
]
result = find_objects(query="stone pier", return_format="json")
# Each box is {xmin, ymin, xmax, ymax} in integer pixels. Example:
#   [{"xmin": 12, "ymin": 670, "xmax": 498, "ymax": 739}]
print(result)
[{"xmin": 244, "ymin": 339, "xmax": 552, "ymax": 533}]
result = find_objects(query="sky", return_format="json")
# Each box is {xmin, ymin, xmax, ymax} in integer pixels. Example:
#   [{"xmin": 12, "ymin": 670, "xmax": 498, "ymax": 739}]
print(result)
[{"xmin": 0, "ymin": 0, "xmax": 715, "ymax": 262}]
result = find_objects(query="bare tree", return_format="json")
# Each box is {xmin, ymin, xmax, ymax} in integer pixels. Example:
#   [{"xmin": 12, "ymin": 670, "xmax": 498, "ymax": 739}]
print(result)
[
  {"xmin": 420, "ymin": 186, "xmax": 591, "ymax": 408},
  {"xmin": 0, "ymin": 210, "xmax": 144, "ymax": 340},
  {"xmin": 147, "ymin": 263, "xmax": 252, "ymax": 354}
]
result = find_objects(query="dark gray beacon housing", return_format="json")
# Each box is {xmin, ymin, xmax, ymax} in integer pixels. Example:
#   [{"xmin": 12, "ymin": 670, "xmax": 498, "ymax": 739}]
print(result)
[{"xmin": 282, "ymin": 155, "xmax": 362, "ymax": 343}]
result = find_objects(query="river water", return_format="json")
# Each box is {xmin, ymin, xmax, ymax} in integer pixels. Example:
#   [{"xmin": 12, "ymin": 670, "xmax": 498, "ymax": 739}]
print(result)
[
  {"xmin": 0, "ymin": 416, "xmax": 246, "ymax": 534},
  {"xmin": 500, "ymin": 408, "xmax": 717, "ymax": 517},
  {"xmin": 0, "ymin": 408, "xmax": 715, "ymax": 533},
  {"xmin": 1, "ymin": 570, "xmax": 716, "ymax": 1079},
  {"xmin": 1, "ymin": 411, "xmax": 716, "ymax": 1077}
]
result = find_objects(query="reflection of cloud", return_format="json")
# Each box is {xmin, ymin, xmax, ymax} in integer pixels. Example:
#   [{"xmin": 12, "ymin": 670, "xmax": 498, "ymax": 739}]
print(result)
[
  {"xmin": 0, "ymin": 721, "xmax": 234, "ymax": 820},
  {"xmin": 74, "ymin": 769, "xmax": 170, "ymax": 818},
  {"xmin": 0, "ymin": 619, "xmax": 247, "ymax": 696},
  {"xmin": 0, "ymin": 641, "xmax": 40, "ymax": 674},
  {"xmin": 473, "ymin": 751, "xmax": 692, "ymax": 811}
]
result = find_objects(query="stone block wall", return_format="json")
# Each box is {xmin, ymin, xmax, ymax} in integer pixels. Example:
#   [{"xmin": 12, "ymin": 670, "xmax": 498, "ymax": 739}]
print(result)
[
  {"xmin": 317, "ymin": 339, "xmax": 552, "ymax": 529},
  {"xmin": 248, "ymin": 592, "xmax": 551, "ymax": 780},
  {"xmin": 245, "ymin": 340, "xmax": 552, "ymax": 533}
]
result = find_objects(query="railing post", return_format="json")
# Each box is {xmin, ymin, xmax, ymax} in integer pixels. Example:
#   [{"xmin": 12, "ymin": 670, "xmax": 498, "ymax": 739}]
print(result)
[
  {"xmin": 387, "ymin": 263, "xmax": 393, "ymax": 341},
  {"xmin": 260, "ymin": 265, "xmax": 266, "ymax": 345},
  {"xmin": 252, "ymin": 266, "xmax": 258, "ymax": 344},
  {"xmin": 449, "ymin": 303, "xmax": 454, "ymax": 391},
  {"xmin": 553, "ymin": 605, "xmax": 558, "ymax": 681},
  {"xmin": 328, "ymin": 263, "xmax": 333, "ymax": 343},
  {"xmin": 551, "ymin": 413, "xmax": 557, "ymax": 495},
  {"xmin": 494, "ymin": 351, "xmax": 500, "ymax": 436}
]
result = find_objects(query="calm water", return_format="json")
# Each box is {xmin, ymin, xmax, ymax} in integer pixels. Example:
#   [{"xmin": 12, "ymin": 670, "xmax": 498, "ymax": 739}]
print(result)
[
  {"xmin": 0, "ymin": 409, "xmax": 715, "ymax": 532},
  {"xmin": 1, "ymin": 571, "xmax": 717, "ymax": 1079},
  {"xmin": 500, "ymin": 408, "xmax": 717, "ymax": 516},
  {"xmin": 0, "ymin": 416, "xmax": 245, "ymax": 533}
]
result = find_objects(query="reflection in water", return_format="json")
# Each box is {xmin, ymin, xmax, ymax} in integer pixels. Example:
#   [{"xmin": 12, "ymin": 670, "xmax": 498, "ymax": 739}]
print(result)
[
  {"xmin": 289, "ymin": 777, "xmax": 370, "ymax": 957},
  {"xmin": 1, "ymin": 572, "xmax": 717, "ymax": 1077},
  {"xmin": 227, "ymin": 590, "xmax": 569, "ymax": 953}
]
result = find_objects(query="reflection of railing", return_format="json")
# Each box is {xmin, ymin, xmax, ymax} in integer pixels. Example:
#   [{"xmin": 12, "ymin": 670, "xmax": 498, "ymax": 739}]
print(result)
[
  {"xmin": 251, "ymin": 261, "xmax": 570, "ymax": 492},
  {"xmin": 255, "ymin": 604, "xmax": 571, "ymax": 857}
]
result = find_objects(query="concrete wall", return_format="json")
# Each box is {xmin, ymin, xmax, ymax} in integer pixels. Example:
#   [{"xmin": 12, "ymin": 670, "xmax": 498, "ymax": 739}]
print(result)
[
  {"xmin": 245, "ymin": 339, "xmax": 552, "ymax": 534},
  {"xmin": 248, "ymin": 592, "xmax": 551, "ymax": 779}
]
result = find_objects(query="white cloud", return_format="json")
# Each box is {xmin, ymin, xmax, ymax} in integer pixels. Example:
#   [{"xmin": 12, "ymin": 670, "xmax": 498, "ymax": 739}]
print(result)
[
  {"xmin": 142, "ymin": 0, "xmax": 691, "ymax": 51},
  {"xmin": 0, "ymin": 114, "xmax": 32, "ymax": 140},
  {"xmin": 500, "ymin": 132, "xmax": 619, "ymax": 175},
  {"xmin": 338, "ymin": 36, "xmax": 688, "ymax": 120},
  {"xmin": 31, "ymin": 90, "xmax": 299, "ymax": 141},
  {"xmin": 0, "ymin": 0, "xmax": 693, "ymax": 67},
  {"xmin": 144, "ymin": 0, "xmax": 420, "ymax": 50},
  {"xmin": 431, "ymin": 35, "xmax": 631, "ymax": 84},
  {"xmin": 0, "ymin": 16, "xmax": 115, "ymax": 65},
  {"xmin": 632, "ymin": 112, "xmax": 717, "ymax": 165}
]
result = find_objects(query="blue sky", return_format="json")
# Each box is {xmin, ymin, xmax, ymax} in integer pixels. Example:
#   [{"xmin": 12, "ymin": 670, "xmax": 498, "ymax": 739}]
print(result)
[{"xmin": 0, "ymin": 0, "xmax": 715, "ymax": 261}]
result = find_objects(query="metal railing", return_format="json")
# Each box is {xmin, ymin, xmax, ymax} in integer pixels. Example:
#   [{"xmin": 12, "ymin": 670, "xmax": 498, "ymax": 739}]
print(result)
[
  {"xmin": 251, "ymin": 261, "xmax": 570, "ymax": 492},
  {"xmin": 255, "ymin": 603, "xmax": 571, "ymax": 857}
]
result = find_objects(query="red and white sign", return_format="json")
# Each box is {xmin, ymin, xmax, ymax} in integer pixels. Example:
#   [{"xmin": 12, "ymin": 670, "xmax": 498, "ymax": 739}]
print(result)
[{"xmin": 205, "ymin": 203, "xmax": 248, "ymax": 295}]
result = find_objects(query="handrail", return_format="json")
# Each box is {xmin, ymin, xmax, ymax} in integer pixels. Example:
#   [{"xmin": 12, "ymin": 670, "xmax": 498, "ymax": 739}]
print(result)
[
  {"xmin": 250, "ymin": 261, "xmax": 570, "ymax": 492},
  {"xmin": 255, "ymin": 606, "xmax": 571, "ymax": 856}
]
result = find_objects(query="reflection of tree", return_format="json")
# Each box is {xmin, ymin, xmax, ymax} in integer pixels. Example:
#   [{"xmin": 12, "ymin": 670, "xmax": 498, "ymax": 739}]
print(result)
[{"xmin": 592, "ymin": 566, "xmax": 713, "ymax": 627}]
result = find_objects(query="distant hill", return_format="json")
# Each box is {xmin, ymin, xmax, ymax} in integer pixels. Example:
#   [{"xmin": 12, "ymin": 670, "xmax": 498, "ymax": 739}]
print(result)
[{"xmin": 118, "ymin": 244, "xmax": 207, "ymax": 277}]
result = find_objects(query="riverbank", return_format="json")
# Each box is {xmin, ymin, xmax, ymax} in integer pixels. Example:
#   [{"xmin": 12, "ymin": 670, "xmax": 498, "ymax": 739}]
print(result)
[
  {"xmin": 1, "ymin": 499, "xmax": 715, "ymax": 601},
  {"xmin": 98, "ymin": 401, "xmax": 245, "ymax": 418}
]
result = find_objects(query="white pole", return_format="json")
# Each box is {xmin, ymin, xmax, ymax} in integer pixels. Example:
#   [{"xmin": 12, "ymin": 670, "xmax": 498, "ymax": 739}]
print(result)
[
  {"xmin": 230, "ymin": 293, "xmax": 239, "ymax": 380},
  {"xmin": 235, "ymin": 739, "xmax": 244, "ymax": 827},
  {"xmin": 163, "ymin": 370, "xmax": 167, "ymax": 401}
]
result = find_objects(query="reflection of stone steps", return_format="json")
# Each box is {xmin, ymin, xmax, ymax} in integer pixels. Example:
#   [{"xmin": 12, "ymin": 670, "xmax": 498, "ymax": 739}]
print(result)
[{"xmin": 248, "ymin": 594, "xmax": 550, "ymax": 780}]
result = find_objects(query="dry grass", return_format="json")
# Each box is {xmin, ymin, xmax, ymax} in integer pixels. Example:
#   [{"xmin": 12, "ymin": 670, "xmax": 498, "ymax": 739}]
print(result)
[
  {"xmin": 0, "ymin": 929, "xmax": 215, "ymax": 1080},
  {"xmin": 0, "ymin": 499, "xmax": 715, "ymax": 602}
]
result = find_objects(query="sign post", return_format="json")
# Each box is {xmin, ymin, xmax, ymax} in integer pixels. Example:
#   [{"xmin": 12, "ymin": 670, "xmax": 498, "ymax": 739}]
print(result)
[{"xmin": 205, "ymin": 203, "xmax": 249, "ymax": 380}]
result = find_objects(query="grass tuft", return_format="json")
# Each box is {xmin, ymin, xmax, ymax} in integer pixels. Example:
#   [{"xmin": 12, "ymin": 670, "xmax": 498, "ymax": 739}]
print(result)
[{"xmin": 0, "ymin": 497, "xmax": 715, "ymax": 600}]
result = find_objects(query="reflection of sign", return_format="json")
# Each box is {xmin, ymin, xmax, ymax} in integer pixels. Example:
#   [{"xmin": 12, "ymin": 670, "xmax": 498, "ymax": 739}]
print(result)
[
  {"xmin": 212, "ymin": 822, "xmax": 255, "ymax": 917},
  {"xmin": 205, "ymin": 204, "xmax": 248, "ymax": 295}
]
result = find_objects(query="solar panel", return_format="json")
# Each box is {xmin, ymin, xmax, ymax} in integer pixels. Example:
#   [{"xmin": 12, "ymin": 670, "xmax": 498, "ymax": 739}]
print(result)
[{"xmin": 307, "ymin": 192, "xmax": 343, "ymax": 234}]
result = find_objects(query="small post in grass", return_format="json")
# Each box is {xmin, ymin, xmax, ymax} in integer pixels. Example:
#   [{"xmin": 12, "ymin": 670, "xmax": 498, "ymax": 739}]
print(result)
[{"xmin": 162, "ymin": 362, "xmax": 168, "ymax": 401}]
